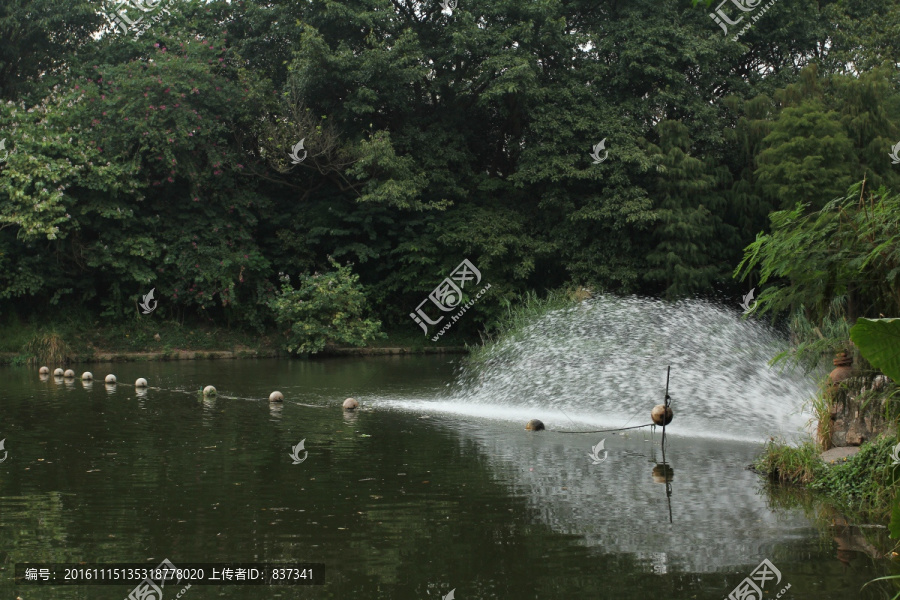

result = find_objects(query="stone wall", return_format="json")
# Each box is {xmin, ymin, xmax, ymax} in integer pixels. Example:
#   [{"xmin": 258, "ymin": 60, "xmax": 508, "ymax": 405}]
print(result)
[{"xmin": 823, "ymin": 376, "xmax": 896, "ymax": 449}]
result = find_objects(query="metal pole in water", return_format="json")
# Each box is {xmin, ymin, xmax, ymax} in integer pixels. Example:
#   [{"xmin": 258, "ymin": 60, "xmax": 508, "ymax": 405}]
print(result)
[
  {"xmin": 662, "ymin": 365, "xmax": 672, "ymax": 524},
  {"xmin": 661, "ymin": 365, "xmax": 670, "ymax": 460}
]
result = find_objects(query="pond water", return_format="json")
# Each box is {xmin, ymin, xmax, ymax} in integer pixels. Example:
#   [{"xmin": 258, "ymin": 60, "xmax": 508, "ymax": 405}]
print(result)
[{"xmin": 0, "ymin": 354, "xmax": 898, "ymax": 600}]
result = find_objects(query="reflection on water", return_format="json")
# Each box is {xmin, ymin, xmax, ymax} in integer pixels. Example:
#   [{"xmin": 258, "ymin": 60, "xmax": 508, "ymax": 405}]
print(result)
[
  {"xmin": 652, "ymin": 463, "xmax": 674, "ymax": 483},
  {"xmin": 762, "ymin": 483, "xmax": 894, "ymax": 566},
  {"xmin": 432, "ymin": 424, "xmax": 801, "ymax": 572},
  {"xmin": 833, "ymin": 517, "xmax": 884, "ymax": 564},
  {"xmin": 269, "ymin": 401, "xmax": 283, "ymax": 418}
]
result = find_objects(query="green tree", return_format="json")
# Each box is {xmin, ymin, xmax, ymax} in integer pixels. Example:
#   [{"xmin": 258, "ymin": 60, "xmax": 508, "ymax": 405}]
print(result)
[
  {"xmin": 268, "ymin": 259, "xmax": 383, "ymax": 355},
  {"xmin": 755, "ymin": 65, "xmax": 900, "ymax": 211},
  {"xmin": 2, "ymin": 0, "xmax": 896, "ymax": 339},
  {"xmin": 0, "ymin": 23, "xmax": 278, "ymax": 326},
  {"xmin": 644, "ymin": 120, "xmax": 735, "ymax": 296},
  {"xmin": 0, "ymin": 0, "xmax": 101, "ymax": 101}
]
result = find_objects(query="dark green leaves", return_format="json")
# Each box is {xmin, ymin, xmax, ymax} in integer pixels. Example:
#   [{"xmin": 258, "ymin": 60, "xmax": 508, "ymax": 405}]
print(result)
[{"xmin": 851, "ymin": 318, "xmax": 900, "ymax": 382}]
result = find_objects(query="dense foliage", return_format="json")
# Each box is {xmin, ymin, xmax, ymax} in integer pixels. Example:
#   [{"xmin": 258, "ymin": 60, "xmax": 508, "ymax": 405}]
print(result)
[
  {"xmin": 735, "ymin": 182, "xmax": 900, "ymax": 369},
  {"xmin": 1, "ymin": 0, "xmax": 899, "ymax": 346}
]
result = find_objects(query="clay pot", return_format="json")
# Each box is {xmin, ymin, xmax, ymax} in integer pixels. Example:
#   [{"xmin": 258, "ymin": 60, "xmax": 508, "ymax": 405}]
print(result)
[{"xmin": 829, "ymin": 352, "xmax": 853, "ymax": 385}]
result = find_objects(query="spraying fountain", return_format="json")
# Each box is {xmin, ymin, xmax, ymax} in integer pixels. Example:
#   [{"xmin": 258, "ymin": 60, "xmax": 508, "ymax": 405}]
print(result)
[{"xmin": 381, "ymin": 295, "xmax": 817, "ymax": 442}]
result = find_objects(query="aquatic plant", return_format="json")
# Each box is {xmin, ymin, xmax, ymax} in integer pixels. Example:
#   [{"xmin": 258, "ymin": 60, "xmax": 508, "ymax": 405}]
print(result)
[{"xmin": 757, "ymin": 435, "xmax": 899, "ymax": 521}]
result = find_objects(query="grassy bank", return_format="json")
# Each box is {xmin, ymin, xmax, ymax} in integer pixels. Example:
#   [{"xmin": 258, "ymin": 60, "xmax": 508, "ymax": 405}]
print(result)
[
  {"xmin": 0, "ymin": 315, "xmax": 467, "ymax": 366},
  {"xmin": 755, "ymin": 435, "xmax": 899, "ymax": 522},
  {"xmin": 754, "ymin": 361, "xmax": 900, "ymax": 524}
]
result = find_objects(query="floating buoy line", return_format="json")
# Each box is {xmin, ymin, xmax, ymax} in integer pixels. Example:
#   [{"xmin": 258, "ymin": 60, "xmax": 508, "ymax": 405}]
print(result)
[
  {"xmin": 37, "ymin": 365, "xmax": 328, "ymax": 407},
  {"xmin": 38, "ymin": 361, "xmax": 678, "ymax": 520},
  {"xmin": 549, "ymin": 422, "xmax": 657, "ymax": 434},
  {"xmin": 526, "ymin": 366, "xmax": 675, "ymax": 436}
]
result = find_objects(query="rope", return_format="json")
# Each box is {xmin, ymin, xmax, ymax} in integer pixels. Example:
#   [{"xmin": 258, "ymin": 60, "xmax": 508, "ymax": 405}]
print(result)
[{"xmin": 552, "ymin": 422, "xmax": 656, "ymax": 434}]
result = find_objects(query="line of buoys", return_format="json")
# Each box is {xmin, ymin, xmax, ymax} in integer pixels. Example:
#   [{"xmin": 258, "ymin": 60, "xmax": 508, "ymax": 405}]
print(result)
[
  {"xmin": 37, "ymin": 368, "xmax": 360, "ymax": 412},
  {"xmin": 525, "ymin": 408, "xmax": 675, "ymax": 432},
  {"xmin": 40, "ymin": 369, "xmax": 154, "ymax": 390},
  {"xmin": 527, "ymin": 368, "xmax": 676, "ymax": 434}
]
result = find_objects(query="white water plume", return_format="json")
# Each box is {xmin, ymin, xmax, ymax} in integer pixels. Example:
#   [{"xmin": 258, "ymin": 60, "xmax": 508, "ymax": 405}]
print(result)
[{"xmin": 449, "ymin": 295, "xmax": 817, "ymax": 442}]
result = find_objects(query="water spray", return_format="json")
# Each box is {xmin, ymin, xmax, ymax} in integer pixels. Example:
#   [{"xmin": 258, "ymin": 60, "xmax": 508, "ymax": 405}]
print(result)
[{"xmin": 526, "ymin": 365, "xmax": 674, "ymax": 435}]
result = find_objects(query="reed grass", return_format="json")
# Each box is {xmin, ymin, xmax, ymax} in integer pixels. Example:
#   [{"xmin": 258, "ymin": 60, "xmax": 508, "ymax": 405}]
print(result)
[{"xmin": 21, "ymin": 331, "xmax": 73, "ymax": 365}]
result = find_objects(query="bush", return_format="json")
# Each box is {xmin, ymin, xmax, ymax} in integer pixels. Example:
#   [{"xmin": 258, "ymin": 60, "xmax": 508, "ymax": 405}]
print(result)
[
  {"xmin": 268, "ymin": 259, "xmax": 383, "ymax": 355},
  {"xmin": 757, "ymin": 435, "xmax": 899, "ymax": 520},
  {"xmin": 810, "ymin": 435, "xmax": 897, "ymax": 516}
]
